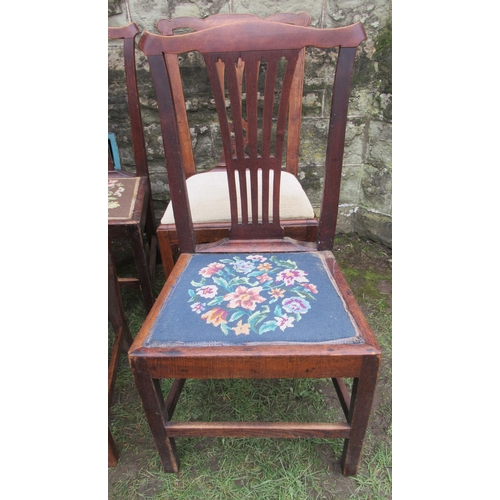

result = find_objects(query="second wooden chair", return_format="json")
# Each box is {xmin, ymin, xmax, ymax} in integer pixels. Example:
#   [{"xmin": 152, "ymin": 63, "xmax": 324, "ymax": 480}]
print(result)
[{"xmin": 154, "ymin": 13, "xmax": 319, "ymax": 279}]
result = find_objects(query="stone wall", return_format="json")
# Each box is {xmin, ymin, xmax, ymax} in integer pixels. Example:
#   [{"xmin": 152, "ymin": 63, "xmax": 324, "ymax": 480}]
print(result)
[{"xmin": 108, "ymin": 0, "xmax": 392, "ymax": 247}]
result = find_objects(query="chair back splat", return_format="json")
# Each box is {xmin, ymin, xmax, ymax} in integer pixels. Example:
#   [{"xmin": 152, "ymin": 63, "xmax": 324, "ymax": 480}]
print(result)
[
  {"xmin": 139, "ymin": 20, "xmax": 365, "ymax": 251},
  {"xmin": 130, "ymin": 17, "xmax": 380, "ymax": 477}
]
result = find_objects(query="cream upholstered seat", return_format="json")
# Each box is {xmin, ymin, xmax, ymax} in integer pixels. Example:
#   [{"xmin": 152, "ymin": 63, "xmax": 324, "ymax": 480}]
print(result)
[{"xmin": 161, "ymin": 170, "xmax": 315, "ymax": 225}]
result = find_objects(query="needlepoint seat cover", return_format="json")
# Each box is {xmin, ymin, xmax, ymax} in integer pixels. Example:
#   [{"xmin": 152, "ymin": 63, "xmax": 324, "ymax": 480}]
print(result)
[
  {"xmin": 108, "ymin": 176, "xmax": 141, "ymax": 220},
  {"xmin": 143, "ymin": 252, "xmax": 362, "ymax": 347}
]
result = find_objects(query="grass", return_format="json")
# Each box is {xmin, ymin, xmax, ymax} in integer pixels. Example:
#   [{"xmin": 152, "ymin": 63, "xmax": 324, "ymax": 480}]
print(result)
[{"xmin": 109, "ymin": 234, "xmax": 392, "ymax": 499}]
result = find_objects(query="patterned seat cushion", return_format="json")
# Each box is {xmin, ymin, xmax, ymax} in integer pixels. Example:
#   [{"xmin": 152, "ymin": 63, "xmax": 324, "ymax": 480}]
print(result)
[
  {"xmin": 161, "ymin": 170, "xmax": 315, "ymax": 225},
  {"xmin": 144, "ymin": 252, "xmax": 363, "ymax": 347},
  {"xmin": 108, "ymin": 176, "xmax": 141, "ymax": 220}
]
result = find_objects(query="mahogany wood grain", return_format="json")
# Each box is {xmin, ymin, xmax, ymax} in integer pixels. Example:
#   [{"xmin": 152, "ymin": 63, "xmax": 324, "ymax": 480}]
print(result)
[
  {"xmin": 165, "ymin": 422, "xmax": 351, "ymax": 439},
  {"xmin": 332, "ymin": 378, "xmax": 351, "ymax": 419},
  {"xmin": 139, "ymin": 21, "xmax": 366, "ymax": 55}
]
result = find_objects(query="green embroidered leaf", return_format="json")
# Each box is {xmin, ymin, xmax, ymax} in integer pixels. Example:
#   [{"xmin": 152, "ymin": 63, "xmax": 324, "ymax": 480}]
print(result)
[
  {"xmin": 270, "ymin": 256, "xmax": 297, "ymax": 269},
  {"xmin": 220, "ymin": 259, "xmax": 236, "ymax": 264},
  {"xmin": 188, "ymin": 289, "xmax": 196, "ymax": 298},
  {"xmin": 229, "ymin": 310, "xmax": 246, "ymax": 322},
  {"xmin": 228, "ymin": 277, "xmax": 250, "ymax": 286},
  {"xmin": 247, "ymin": 271, "xmax": 263, "ymax": 277},
  {"xmin": 212, "ymin": 277, "xmax": 229, "ymax": 289},
  {"xmin": 291, "ymin": 289, "xmax": 316, "ymax": 301},
  {"xmin": 190, "ymin": 278, "xmax": 206, "ymax": 288},
  {"xmin": 220, "ymin": 323, "xmax": 230, "ymax": 335},
  {"xmin": 259, "ymin": 321, "xmax": 278, "ymax": 334},
  {"xmin": 248, "ymin": 309, "xmax": 267, "ymax": 332},
  {"xmin": 208, "ymin": 296, "xmax": 224, "ymax": 306},
  {"xmin": 274, "ymin": 305, "xmax": 283, "ymax": 317}
]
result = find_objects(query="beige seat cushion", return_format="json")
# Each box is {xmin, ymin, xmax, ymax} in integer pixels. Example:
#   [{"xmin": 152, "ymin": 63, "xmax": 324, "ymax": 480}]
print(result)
[{"xmin": 161, "ymin": 170, "xmax": 315, "ymax": 225}]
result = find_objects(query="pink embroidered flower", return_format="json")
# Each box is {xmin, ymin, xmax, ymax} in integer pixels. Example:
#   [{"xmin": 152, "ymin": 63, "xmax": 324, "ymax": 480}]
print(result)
[
  {"xmin": 223, "ymin": 285, "xmax": 266, "ymax": 311},
  {"xmin": 201, "ymin": 307, "xmax": 228, "ymax": 326},
  {"xmin": 256, "ymin": 273, "xmax": 272, "ymax": 283},
  {"xmin": 275, "ymin": 314, "xmax": 294, "ymax": 331},
  {"xmin": 302, "ymin": 283, "xmax": 318, "ymax": 294},
  {"xmin": 276, "ymin": 268, "xmax": 309, "ymax": 286},
  {"xmin": 196, "ymin": 285, "xmax": 218, "ymax": 298},
  {"xmin": 199, "ymin": 262, "xmax": 225, "ymax": 278}
]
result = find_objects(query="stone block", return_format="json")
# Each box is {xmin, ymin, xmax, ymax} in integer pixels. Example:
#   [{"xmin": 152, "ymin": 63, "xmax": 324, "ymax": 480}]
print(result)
[
  {"xmin": 232, "ymin": 0, "xmax": 324, "ymax": 25},
  {"xmin": 354, "ymin": 208, "xmax": 391, "ymax": 247}
]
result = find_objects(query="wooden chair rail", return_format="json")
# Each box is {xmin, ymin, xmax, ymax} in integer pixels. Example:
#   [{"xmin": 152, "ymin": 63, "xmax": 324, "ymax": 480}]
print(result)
[
  {"xmin": 139, "ymin": 20, "xmax": 366, "ymax": 55},
  {"xmin": 165, "ymin": 422, "xmax": 352, "ymax": 439}
]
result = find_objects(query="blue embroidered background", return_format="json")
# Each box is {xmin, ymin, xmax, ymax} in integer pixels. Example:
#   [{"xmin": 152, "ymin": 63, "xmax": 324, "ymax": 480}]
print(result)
[{"xmin": 144, "ymin": 253, "xmax": 361, "ymax": 347}]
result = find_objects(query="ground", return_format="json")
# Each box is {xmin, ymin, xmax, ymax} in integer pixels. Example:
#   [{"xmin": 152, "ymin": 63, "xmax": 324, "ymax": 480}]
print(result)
[{"xmin": 109, "ymin": 233, "xmax": 392, "ymax": 499}]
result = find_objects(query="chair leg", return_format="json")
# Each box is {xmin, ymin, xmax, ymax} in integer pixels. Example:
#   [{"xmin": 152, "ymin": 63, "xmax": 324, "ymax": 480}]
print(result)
[
  {"xmin": 157, "ymin": 229, "xmax": 176, "ymax": 279},
  {"xmin": 341, "ymin": 357, "xmax": 380, "ymax": 476},
  {"xmin": 130, "ymin": 357, "xmax": 180, "ymax": 472},
  {"xmin": 129, "ymin": 225, "xmax": 155, "ymax": 312},
  {"xmin": 108, "ymin": 427, "xmax": 119, "ymax": 467}
]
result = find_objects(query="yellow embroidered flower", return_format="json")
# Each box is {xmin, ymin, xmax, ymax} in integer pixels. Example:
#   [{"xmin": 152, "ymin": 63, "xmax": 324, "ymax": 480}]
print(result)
[
  {"xmin": 201, "ymin": 307, "xmax": 228, "ymax": 326},
  {"xmin": 269, "ymin": 288, "xmax": 285, "ymax": 299},
  {"xmin": 231, "ymin": 320, "xmax": 250, "ymax": 335},
  {"xmin": 257, "ymin": 262, "xmax": 272, "ymax": 271}
]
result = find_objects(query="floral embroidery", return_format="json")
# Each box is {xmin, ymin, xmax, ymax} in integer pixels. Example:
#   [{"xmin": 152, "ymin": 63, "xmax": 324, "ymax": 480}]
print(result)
[
  {"xmin": 282, "ymin": 297, "xmax": 311, "ymax": 314},
  {"xmin": 199, "ymin": 262, "xmax": 225, "ymax": 278},
  {"xmin": 188, "ymin": 255, "xmax": 318, "ymax": 336},
  {"xmin": 108, "ymin": 179, "xmax": 125, "ymax": 210},
  {"xmin": 275, "ymin": 314, "xmax": 295, "ymax": 331},
  {"xmin": 190, "ymin": 302, "xmax": 206, "ymax": 314},
  {"xmin": 196, "ymin": 285, "xmax": 219, "ymax": 298},
  {"xmin": 232, "ymin": 320, "xmax": 251, "ymax": 335},
  {"xmin": 201, "ymin": 307, "xmax": 228, "ymax": 326},
  {"xmin": 223, "ymin": 285, "xmax": 266, "ymax": 311}
]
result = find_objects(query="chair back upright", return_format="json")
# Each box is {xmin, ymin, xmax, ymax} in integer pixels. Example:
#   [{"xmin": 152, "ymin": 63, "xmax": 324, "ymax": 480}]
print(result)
[
  {"xmin": 108, "ymin": 23, "xmax": 149, "ymax": 178},
  {"xmin": 138, "ymin": 20, "xmax": 366, "ymax": 253}
]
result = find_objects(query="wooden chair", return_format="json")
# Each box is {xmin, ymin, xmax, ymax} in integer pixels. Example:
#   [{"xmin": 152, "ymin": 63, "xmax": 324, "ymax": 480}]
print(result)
[
  {"xmin": 154, "ymin": 13, "xmax": 319, "ymax": 279},
  {"xmin": 108, "ymin": 23, "xmax": 157, "ymax": 312},
  {"xmin": 129, "ymin": 18, "xmax": 380, "ymax": 476},
  {"xmin": 108, "ymin": 242, "xmax": 133, "ymax": 467}
]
